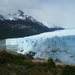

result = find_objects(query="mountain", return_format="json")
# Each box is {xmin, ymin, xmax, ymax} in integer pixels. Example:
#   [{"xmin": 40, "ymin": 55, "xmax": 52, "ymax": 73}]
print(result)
[
  {"xmin": 47, "ymin": 24, "xmax": 64, "ymax": 30},
  {"xmin": 0, "ymin": 10, "xmax": 64, "ymax": 39},
  {"xmin": 6, "ymin": 29, "xmax": 75, "ymax": 65}
]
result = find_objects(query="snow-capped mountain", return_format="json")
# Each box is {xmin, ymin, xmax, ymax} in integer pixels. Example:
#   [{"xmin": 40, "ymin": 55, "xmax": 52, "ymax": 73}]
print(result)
[
  {"xmin": 6, "ymin": 29, "xmax": 75, "ymax": 65},
  {"xmin": 0, "ymin": 10, "xmax": 44, "ymax": 25},
  {"xmin": 47, "ymin": 24, "xmax": 64, "ymax": 30},
  {"xmin": 6, "ymin": 10, "xmax": 40, "ymax": 23},
  {"xmin": 0, "ymin": 10, "xmax": 50, "ymax": 39},
  {"xmin": 0, "ymin": 10, "xmax": 64, "ymax": 39}
]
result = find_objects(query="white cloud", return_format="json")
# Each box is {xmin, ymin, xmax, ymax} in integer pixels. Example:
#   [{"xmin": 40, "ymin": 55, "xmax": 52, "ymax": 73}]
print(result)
[
  {"xmin": 31, "ymin": 1, "xmax": 75, "ymax": 28},
  {"xmin": 0, "ymin": 0, "xmax": 39, "ymax": 14},
  {"xmin": 0, "ymin": 0, "xmax": 75, "ymax": 28}
]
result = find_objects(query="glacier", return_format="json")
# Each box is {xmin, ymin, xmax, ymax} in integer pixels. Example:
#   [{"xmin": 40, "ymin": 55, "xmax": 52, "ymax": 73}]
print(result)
[{"xmin": 6, "ymin": 29, "xmax": 75, "ymax": 65}]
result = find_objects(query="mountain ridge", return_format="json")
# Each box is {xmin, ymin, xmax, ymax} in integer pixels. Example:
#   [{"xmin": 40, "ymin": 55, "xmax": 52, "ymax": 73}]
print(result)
[{"xmin": 0, "ymin": 10, "xmax": 64, "ymax": 39}]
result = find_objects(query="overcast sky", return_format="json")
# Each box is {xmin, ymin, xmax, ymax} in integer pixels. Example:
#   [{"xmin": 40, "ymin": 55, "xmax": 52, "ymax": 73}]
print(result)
[{"xmin": 0, "ymin": 0, "xmax": 75, "ymax": 28}]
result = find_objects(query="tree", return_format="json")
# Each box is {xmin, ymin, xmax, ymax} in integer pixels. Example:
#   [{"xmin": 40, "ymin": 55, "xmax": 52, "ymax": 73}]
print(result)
[{"xmin": 47, "ymin": 58, "xmax": 56, "ymax": 69}]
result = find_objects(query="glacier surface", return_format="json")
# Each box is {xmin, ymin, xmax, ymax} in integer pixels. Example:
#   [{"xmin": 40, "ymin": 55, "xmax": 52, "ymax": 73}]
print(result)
[{"xmin": 6, "ymin": 29, "xmax": 75, "ymax": 65}]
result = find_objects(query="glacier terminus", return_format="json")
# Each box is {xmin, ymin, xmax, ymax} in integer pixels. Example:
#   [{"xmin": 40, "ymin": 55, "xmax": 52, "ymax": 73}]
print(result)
[{"xmin": 6, "ymin": 29, "xmax": 75, "ymax": 65}]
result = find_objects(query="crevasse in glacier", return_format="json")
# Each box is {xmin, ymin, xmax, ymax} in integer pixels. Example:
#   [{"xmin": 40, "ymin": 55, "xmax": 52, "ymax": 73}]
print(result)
[{"xmin": 6, "ymin": 29, "xmax": 75, "ymax": 65}]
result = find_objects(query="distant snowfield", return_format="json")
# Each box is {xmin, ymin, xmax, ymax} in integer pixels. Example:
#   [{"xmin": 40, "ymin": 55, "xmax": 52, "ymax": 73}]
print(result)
[{"xmin": 6, "ymin": 29, "xmax": 75, "ymax": 65}]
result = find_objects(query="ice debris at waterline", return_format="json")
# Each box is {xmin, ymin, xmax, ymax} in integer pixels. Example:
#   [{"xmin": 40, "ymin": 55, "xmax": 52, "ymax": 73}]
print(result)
[{"xmin": 6, "ymin": 29, "xmax": 75, "ymax": 65}]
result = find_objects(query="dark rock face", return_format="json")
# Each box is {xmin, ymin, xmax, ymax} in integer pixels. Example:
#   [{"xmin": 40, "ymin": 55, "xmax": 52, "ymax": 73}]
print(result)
[{"xmin": 0, "ymin": 20, "xmax": 50, "ymax": 39}]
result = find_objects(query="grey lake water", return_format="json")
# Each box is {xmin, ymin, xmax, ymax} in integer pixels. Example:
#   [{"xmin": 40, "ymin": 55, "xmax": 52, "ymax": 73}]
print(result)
[{"xmin": 0, "ymin": 40, "xmax": 18, "ymax": 52}]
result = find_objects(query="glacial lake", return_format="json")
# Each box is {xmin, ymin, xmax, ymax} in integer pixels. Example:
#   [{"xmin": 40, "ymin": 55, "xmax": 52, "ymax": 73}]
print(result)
[{"xmin": 0, "ymin": 40, "xmax": 18, "ymax": 52}]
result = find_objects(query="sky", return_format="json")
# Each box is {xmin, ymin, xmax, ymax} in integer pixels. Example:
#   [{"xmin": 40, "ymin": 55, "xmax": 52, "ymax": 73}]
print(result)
[{"xmin": 0, "ymin": 0, "xmax": 75, "ymax": 28}]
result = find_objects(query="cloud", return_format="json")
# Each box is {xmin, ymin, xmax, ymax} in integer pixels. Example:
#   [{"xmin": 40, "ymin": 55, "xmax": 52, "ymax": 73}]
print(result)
[
  {"xmin": 0, "ymin": 0, "xmax": 75, "ymax": 28},
  {"xmin": 0, "ymin": 0, "xmax": 39, "ymax": 14},
  {"xmin": 31, "ymin": 0, "xmax": 75, "ymax": 28}
]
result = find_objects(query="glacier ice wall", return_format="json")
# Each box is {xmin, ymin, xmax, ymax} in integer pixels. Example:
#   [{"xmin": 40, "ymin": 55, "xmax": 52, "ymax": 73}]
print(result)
[{"xmin": 6, "ymin": 29, "xmax": 75, "ymax": 65}]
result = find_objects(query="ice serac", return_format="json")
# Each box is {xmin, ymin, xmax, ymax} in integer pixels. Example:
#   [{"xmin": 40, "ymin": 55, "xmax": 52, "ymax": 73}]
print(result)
[{"xmin": 6, "ymin": 29, "xmax": 75, "ymax": 65}]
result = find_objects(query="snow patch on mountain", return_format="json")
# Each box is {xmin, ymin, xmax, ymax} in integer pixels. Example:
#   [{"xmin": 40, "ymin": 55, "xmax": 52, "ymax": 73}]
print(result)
[
  {"xmin": 0, "ymin": 10, "xmax": 38, "ymax": 22},
  {"xmin": 6, "ymin": 29, "xmax": 75, "ymax": 65},
  {"xmin": 47, "ymin": 23, "xmax": 64, "ymax": 30}
]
